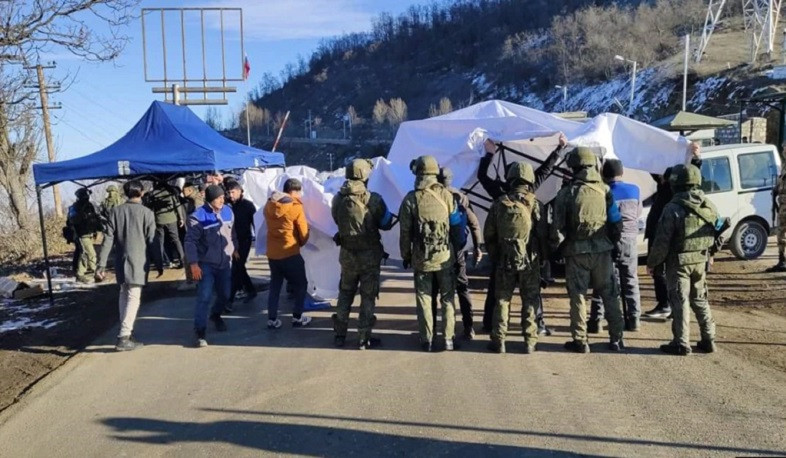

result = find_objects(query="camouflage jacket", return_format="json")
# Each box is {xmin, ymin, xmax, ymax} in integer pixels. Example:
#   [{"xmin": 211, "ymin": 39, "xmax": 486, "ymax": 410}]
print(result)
[
  {"xmin": 331, "ymin": 179, "xmax": 394, "ymax": 269},
  {"xmin": 647, "ymin": 189, "xmax": 719, "ymax": 268},
  {"xmin": 484, "ymin": 186, "xmax": 547, "ymax": 269},
  {"xmin": 398, "ymin": 176, "xmax": 460, "ymax": 272},
  {"xmin": 550, "ymin": 168, "xmax": 622, "ymax": 257}
]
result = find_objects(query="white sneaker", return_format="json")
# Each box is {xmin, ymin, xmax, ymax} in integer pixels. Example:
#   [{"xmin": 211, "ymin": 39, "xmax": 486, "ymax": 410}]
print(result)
[
  {"xmin": 292, "ymin": 315, "xmax": 312, "ymax": 327},
  {"xmin": 267, "ymin": 318, "xmax": 282, "ymax": 329}
]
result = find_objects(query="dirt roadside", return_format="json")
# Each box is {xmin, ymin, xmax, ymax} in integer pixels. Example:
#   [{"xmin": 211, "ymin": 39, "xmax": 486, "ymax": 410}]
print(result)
[{"xmin": 0, "ymin": 262, "xmax": 191, "ymax": 414}]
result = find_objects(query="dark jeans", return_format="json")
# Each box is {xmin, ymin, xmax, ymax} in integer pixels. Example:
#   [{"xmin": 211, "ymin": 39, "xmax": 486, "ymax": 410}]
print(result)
[
  {"xmin": 194, "ymin": 263, "xmax": 231, "ymax": 332},
  {"xmin": 156, "ymin": 222, "xmax": 185, "ymax": 270},
  {"xmin": 431, "ymin": 250, "xmax": 473, "ymax": 330},
  {"xmin": 267, "ymin": 254, "xmax": 307, "ymax": 321},
  {"xmin": 231, "ymin": 238, "xmax": 255, "ymax": 300},
  {"xmin": 648, "ymin": 238, "xmax": 669, "ymax": 306},
  {"xmin": 483, "ymin": 262, "xmax": 546, "ymax": 331},
  {"xmin": 591, "ymin": 236, "xmax": 642, "ymax": 321}
]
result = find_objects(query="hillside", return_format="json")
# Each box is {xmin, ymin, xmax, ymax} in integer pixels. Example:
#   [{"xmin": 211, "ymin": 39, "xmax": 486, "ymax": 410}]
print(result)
[{"xmin": 230, "ymin": 0, "xmax": 783, "ymax": 170}]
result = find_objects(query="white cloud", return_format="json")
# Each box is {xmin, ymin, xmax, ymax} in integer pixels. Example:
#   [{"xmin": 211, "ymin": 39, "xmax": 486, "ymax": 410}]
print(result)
[{"xmin": 205, "ymin": 0, "xmax": 375, "ymax": 41}]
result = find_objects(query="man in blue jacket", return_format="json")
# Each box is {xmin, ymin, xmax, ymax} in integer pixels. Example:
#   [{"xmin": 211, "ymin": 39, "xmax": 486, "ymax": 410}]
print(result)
[
  {"xmin": 185, "ymin": 184, "xmax": 238, "ymax": 348},
  {"xmin": 589, "ymin": 159, "xmax": 643, "ymax": 333}
]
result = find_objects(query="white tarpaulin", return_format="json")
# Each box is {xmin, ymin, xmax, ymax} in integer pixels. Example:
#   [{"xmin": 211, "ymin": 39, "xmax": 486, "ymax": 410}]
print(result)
[{"xmin": 244, "ymin": 100, "xmax": 691, "ymax": 301}]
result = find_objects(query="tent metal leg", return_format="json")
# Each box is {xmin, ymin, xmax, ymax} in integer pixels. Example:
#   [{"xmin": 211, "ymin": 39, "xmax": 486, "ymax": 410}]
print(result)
[{"xmin": 36, "ymin": 186, "xmax": 55, "ymax": 307}]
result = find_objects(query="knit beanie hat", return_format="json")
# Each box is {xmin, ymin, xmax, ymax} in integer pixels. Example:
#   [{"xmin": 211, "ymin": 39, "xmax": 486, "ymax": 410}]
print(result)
[{"xmin": 205, "ymin": 185, "xmax": 224, "ymax": 203}]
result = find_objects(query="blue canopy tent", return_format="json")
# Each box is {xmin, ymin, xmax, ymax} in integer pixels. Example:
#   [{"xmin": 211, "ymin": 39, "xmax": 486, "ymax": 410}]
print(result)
[
  {"xmin": 33, "ymin": 100, "xmax": 285, "ymax": 302},
  {"xmin": 33, "ymin": 100, "xmax": 285, "ymax": 185}
]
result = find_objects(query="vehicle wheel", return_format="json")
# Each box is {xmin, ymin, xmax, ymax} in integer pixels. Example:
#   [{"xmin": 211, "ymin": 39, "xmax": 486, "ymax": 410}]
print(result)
[{"xmin": 730, "ymin": 219, "xmax": 768, "ymax": 260}]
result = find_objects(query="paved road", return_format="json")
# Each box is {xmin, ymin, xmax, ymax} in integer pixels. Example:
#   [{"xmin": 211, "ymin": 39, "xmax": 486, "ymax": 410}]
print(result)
[{"xmin": 1, "ymin": 259, "xmax": 785, "ymax": 457}]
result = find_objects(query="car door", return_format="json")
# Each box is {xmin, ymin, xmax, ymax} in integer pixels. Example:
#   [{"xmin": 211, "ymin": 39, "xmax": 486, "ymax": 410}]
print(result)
[
  {"xmin": 736, "ymin": 150, "xmax": 778, "ymax": 229},
  {"xmin": 701, "ymin": 155, "xmax": 737, "ymax": 226}
]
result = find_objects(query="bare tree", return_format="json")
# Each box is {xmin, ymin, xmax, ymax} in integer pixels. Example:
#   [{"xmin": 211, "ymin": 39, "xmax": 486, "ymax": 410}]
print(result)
[
  {"xmin": 204, "ymin": 106, "xmax": 223, "ymax": 131},
  {"xmin": 372, "ymin": 99, "xmax": 389, "ymax": 125},
  {"xmin": 347, "ymin": 105, "xmax": 363, "ymax": 125},
  {"xmin": 387, "ymin": 98, "xmax": 408, "ymax": 127},
  {"xmin": 0, "ymin": 0, "xmax": 139, "ymax": 230}
]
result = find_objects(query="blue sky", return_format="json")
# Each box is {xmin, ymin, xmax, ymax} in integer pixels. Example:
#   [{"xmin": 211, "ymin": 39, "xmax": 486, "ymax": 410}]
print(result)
[{"xmin": 47, "ymin": 0, "xmax": 435, "ymax": 162}]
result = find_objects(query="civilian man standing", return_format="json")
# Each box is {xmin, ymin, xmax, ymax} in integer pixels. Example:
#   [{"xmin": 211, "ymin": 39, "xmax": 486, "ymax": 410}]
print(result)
[
  {"xmin": 185, "ymin": 185, "xmax": 237, "ymax": 348},
  {"xmin": 264, "ymin": 178, "xmax": 312, "ymax": 329},
  {"xmin": 227, "ymin": 181, "xmax": 258, "ymax": 305},
  {"xmin": 95, "ymin": 180, "xmax": 157, "ymax": 351}
]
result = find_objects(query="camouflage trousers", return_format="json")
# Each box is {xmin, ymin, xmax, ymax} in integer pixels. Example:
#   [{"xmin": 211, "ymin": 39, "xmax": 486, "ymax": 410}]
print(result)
[
  {"xmin": 333, "ymin": 266, "xmax": 380, "ymax": 342},
  {"xmin": 492, "ymin": 265, "xmax": 540, "ymax": 345},
  {"xmin": 565, "ymin": 251, "xmax": 624, "ymax": 342},
  {"xmin": 667, "ymin": 261, "xmax": 715, "ymax": 347},
  {"xmin": 414, "ymin": 268, "xmax": 456, "ymax": 343},
  {"xmin": 76, "ymin": 234, "xmax": 97, "ymax": 279},
  {"xmin": 777, "ymin": 213, "xmax": 786, "ymax": 254}
]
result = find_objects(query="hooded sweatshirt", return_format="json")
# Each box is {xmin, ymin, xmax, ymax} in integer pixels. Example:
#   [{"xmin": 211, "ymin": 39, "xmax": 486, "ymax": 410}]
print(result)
[{"xmin": 264, "ymin": 191, "xmax": 309, "ymax": 260}]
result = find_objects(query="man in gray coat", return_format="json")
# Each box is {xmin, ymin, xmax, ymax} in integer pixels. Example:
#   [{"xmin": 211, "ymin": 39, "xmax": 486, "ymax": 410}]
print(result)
[{"xmin": 96, "ymin": 180, "xmax": 157, "ymax": 352}]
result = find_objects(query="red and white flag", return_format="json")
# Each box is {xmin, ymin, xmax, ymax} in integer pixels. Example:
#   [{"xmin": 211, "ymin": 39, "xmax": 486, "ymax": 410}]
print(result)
[{"xmin": 243, "ymin": 54, "xmax": 251, "ymax": 80}]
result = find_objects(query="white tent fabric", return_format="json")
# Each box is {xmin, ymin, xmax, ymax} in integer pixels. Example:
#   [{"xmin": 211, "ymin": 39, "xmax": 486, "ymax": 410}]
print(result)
[{"xmin": 243, "ymin": 100, "xmax": 690, "ymax": 301}]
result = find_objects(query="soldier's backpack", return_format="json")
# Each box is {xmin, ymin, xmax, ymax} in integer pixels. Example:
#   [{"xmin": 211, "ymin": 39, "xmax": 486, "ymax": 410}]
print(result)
[
  {"xmin": 335, "ymin": 190, "xmax": 376, "ymax": 251},
  {"xmin": 567, "ymin": 181, "xmax": 608, "ymax": 241},
  {"xmin": 415, "ymin": 186, "xmax": 451, "ymax": 260},
  {"xmin": 71, "ymin": 200, "xmax": 103, "ymax": 235},
  {"xmin": 496, "ymin": 192, "xmax": 535, "ymax": 271},
  {"xmin": 674, "ymin": 195, "xmax": 717, "ymax": 256}
]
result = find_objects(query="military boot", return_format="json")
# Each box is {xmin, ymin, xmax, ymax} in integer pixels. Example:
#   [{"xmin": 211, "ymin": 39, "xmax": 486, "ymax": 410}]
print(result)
[
  {"xmin": 660, "ymin": 342, "xmax": 691, "ymax": 356},
  {"xmin": 696, "ymin": 339, "xmax": 716, "ymax": 353},
  {"xmin": 625, "ymin": 318, "xmax": 640, "ymax": 332},
  {"xmin": 608, "ymin": 339, "xmax": 625, "ymax": 352},
  {"xmin": 487, "ymin": 340, "xmax": 506, "ymax": 354},
  {"xmin": 587, "ymin": 319, "xmax": 602, "ymax": 334},
  {"xmin": 766, "ymin": 253, "xmax": 786, "ymax": 272},
  {"xmin": 334, "ymin": 335, "xmax": 346, "ymax": 348},
  {"xmin": 564, "ymin": 340, "xmax": 590, "ymax": 353}
]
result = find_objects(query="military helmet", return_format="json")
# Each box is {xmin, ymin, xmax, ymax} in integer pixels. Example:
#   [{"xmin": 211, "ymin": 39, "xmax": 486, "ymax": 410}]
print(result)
[
  {"xmin": 670, "ymin": 164, "xmax": 702, "ymax": 189},
  {"xmin": 347, "ymin": 159, "xmax": 373, "ymax": 181},
  {"xmin": 75, "ymin": 188, "xmax": 90, "ymax": 199},
  {"xmin": 413, "ymin": 155, "xmax": 440, "ymax": 176},
  {"xmin": 566, "ymin": 146, "xmax": 597, "ymax": 169},
  {"xmin": 106, "ymin": 185, "xmax": 118, "ymax": 193},
  {"xmin": 438, "ymin": 167, "xmax": 453, "ymax": 187},
  {"xmin": 505, "ymin": 162, "xmax": 535, "ymax": 185}
]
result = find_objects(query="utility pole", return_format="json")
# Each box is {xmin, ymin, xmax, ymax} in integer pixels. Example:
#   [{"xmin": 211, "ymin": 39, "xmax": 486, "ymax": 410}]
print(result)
[
  {"xmin": 683, "ymin": 34, "xmax": 690, "ymax": 111},
  {"xmin": 30, "ymin": 63, "xmax": 63, "ymax": 218}
]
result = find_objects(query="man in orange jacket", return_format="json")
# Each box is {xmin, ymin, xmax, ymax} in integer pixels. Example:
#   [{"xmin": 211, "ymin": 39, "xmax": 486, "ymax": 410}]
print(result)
[{"xmin": 264, "ymin": 178, "xmax": 312, "ymax": 329}]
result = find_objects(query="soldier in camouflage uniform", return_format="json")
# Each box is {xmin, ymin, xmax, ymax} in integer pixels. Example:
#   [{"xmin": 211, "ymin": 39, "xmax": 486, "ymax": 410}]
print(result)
[
  {"xmin": 647, "ymin": 164, "xmax": 719, "ymax": 356},
  {"xmin": 550, "ymin": 147, "xmax": 625, "ymax": 353},
  {"xmin": 68, "ymin": 188, "xmax": 103, "ymax": 284},
  {"xmin": 399, "ymin": 155, "xmax": 462, "ymax": 352},
  {"xmin": 100, "ymin": 185, "xmax": 125, "ymax": 226},
  {"xmin": 331, "ymin": 159, "xmax": 395, "ymax": 350},
  {"xmin": 484, "ymin": 162, "xmax": 547, "ymax": 354},
  {"xmin": 767, "ymin": 171, "xmax": 786, "ymax": 272}
]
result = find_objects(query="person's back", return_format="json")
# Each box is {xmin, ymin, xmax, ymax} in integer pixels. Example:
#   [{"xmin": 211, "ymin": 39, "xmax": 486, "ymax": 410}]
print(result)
[
  {"xmin": 263, "ymin": 179, "xmax": 312, "ymax": 330},
  {"xmin": 148, "ymin": 183, "xmax": 180, "ymax": 226},
  {"xmin": 264, "ymin": 190, "xmax": 309, "ymax": 261},
  {"xmin": 608, "ymin": 181, "xmax": 640, "ymax": 236},
  {"xmin": 399, "ymin": 177, "xmax": 455, "ymax": 272}
]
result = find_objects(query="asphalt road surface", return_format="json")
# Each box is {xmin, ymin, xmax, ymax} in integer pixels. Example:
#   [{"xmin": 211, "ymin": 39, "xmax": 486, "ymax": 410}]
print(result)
[{"xmin": 0, "ymin": 257, "xmax": 785, "ymax": 457}]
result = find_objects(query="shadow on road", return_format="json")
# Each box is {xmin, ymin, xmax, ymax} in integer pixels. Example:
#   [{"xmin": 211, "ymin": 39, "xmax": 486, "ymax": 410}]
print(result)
[
  {"xmin": 101, "ymin": 417, "xmax": 579, "ymax": 457},
  {"xmin": 100, "ymin": 410, "xmax": 786, "ymax": 457}
]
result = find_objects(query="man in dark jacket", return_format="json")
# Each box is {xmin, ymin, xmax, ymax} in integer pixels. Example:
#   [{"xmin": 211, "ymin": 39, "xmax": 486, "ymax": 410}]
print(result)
[
  {"xmin": 227, "ymin": 181, "xmax": 258, "ymax": 306},
  {"xmin": 95, "ymin": 180, "xmax": 157, "ymax": 351},
  {"xmin": 476, "ymin": 133, "xmax": 568, "ymax": 335}
]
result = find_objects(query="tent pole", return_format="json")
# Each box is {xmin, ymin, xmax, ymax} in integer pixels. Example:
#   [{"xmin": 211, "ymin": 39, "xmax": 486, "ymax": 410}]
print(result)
[{"xmin": 36, "ymin": 186, "xmax": 55, "ymax": 308}]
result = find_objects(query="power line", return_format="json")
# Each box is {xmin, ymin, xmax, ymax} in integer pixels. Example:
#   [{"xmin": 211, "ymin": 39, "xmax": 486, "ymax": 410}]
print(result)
[{"xmin": 52, "ymin": 113, "xmax": 107, "ymax": 149}]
